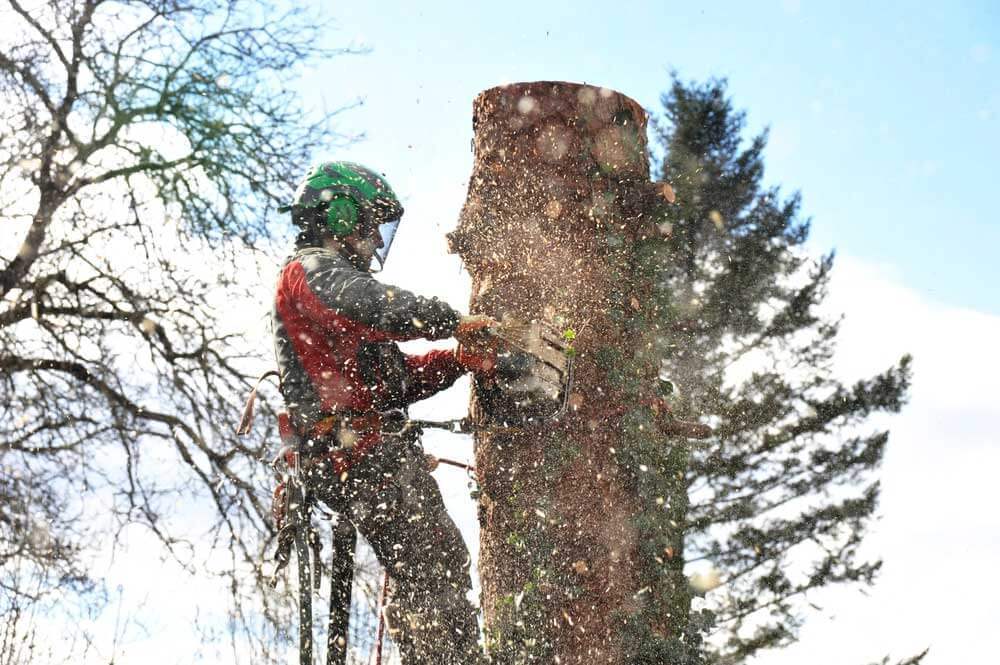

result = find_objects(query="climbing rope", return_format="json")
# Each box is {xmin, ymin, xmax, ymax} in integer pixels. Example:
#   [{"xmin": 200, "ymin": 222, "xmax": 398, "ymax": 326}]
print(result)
[{"xmin": 374, "ymin": 570, "xmax": 390, "ymax": 665}]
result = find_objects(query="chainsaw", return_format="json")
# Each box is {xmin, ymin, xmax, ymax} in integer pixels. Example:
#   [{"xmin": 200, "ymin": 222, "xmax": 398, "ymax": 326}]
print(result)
[
  {"xmin": 423, "ymin": 317, "xmax": 576, "ymax": 433},
  {"xmin": 453, "ymin": 318, "xmax": 711, "ymax": 439}
]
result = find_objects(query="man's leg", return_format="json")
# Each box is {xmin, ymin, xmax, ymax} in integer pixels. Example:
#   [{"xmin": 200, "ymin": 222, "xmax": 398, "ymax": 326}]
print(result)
[{"xmin": 350, "ymin": 446, "xmax": 482, "ymax": 665}]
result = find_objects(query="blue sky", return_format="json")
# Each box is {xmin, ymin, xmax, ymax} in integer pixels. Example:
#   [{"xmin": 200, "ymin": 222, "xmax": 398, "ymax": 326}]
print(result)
[
  {"xmin": 306, "ymin": 0, "xmax": 998, "ymax": 314},
  {"xmin": 278, "ymin": 2, "xmax": 1000, "ymax": 664}
]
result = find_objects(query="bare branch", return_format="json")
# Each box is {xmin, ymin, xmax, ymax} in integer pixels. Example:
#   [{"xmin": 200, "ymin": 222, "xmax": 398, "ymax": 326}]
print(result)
[
  {"xmin": 0, "ymin": 51, "xmax": 58, "ymax": 116},
  {"xmin": 7, "ymin": 0, "xmax": 72, "ymax": 71}
]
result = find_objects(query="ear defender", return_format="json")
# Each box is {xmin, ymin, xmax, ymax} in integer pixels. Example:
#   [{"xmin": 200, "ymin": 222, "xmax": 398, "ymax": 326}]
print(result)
[{"xmin": 324, "ymin": 196, "xmax": 360, "ymax": 236}]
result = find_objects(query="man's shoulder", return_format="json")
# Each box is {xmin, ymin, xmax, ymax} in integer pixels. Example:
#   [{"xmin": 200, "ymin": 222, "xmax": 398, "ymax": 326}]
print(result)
[{"xmin": 285, "ymin": 247, "xmax": 357, "ymax": 274}]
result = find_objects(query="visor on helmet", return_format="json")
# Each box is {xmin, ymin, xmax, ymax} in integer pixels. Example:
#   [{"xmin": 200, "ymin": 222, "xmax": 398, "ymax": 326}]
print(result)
[
  {"xmin": 372, "ymin": 218, "xmax": 399, "ymax": 270},
  {"xmin": 367, "ymin": 196, "xmax": 403, "ymax": 270}
]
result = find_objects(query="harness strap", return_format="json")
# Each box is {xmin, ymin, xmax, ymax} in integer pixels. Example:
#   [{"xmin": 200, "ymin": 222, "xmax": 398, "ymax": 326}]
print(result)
[{"xmin": 293, "ymin": 517, "xmax": 313, "ymax": 665}]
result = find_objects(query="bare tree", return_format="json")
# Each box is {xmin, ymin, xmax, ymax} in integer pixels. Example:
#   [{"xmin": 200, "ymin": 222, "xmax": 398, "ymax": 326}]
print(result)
[{"xmin": 0, "ymin": 0, "xmax": 358, "ymax": 657}]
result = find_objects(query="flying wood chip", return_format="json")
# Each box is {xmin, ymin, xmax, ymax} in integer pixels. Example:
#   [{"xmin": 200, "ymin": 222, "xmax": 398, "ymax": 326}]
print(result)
[
  {"xmin": 708, "ymin": 209, "xmax": 724, "ymax": 230},
  {"xmin": 655, "ymin": 181, "xmax": 676, "ymax": 203}
]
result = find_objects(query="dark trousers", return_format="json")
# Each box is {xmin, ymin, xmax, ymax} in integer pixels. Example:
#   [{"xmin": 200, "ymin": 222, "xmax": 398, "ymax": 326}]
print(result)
[{"xmin": 302, "ymin": 436, "xmax": 483, "ymax": 664}]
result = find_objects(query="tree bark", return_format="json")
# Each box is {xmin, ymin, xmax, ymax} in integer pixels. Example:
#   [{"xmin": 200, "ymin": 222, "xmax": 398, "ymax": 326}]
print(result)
[{"xmin": 452, "ymin": 82, "xmax": 675, "ymax": 664}]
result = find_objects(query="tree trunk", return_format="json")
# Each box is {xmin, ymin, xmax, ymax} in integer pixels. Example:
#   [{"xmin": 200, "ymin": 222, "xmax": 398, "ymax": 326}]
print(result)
[{"xmin": 452, "ymin": 82, "xmax": 683, "ymax": 664}]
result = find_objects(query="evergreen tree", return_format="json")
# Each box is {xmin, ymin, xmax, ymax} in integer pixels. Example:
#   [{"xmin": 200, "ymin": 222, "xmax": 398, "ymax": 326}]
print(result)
[{"xmin": 647, "ymin": 76, "xmax": 912, "ymax": 662}]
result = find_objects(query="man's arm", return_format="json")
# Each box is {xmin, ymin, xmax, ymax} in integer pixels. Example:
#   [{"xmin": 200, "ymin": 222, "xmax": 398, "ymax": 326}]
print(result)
[
  {"xmin": 285, "ymin": 249, "xmax": 460, "ymax": 341},
  {"xmin": 401, "ymin": 349, "xmax": 465, "ymax": 404},
  {"xmin": 399, "ymin": 313, "xmax": 501, "ymax": 404}
]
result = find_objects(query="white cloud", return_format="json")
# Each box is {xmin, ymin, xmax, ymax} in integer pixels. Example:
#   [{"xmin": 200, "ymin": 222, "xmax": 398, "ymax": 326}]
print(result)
[{"xmin": 755, "ymin": 254, "xmax": 1000, "ymax": 665}]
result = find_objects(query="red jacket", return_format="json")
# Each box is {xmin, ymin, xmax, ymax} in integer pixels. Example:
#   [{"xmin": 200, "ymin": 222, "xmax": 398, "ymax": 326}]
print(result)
[{"xmin": 272, "ymin": 247, "xmax": 463, "ymax": 460}]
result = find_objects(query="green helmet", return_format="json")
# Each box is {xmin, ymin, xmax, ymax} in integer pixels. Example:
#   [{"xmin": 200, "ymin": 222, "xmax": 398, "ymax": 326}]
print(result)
[{"xmin": 281, "ymin": 161, "xmax": 404, "ymax": 265}]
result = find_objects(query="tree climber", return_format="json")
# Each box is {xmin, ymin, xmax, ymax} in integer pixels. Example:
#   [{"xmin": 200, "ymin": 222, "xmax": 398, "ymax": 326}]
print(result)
[{"xmin": 272, "ymin": 161, "xmax": 493, "ymax": 664}]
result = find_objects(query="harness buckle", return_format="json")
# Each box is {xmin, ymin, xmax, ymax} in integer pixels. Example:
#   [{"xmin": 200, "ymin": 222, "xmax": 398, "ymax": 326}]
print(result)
[{"xmin": 379, "ymin": 408, "xmax": 410, "ymax": 436}]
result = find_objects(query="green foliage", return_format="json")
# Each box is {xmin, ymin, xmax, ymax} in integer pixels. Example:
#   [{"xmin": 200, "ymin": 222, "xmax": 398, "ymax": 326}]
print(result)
[
  {"xmin": 618, "ymin": 606, "xmax": 715, "ymax": 665},
  {"xmin": 561, "ymin": 328, "xmax": 577, "ymax": 357},
  {"xmin": 619, "ymin": 75, "xmax": 914, "ymax": 662},
  {"xmin": 866, "ymin": 648, "xmax": 930, "ymax": 665}
]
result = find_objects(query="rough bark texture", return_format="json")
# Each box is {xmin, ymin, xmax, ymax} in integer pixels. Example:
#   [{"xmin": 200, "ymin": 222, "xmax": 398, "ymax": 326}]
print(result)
[{"xmin": 452, "ymin": 82, "xmax": 671, "ymax": 664}]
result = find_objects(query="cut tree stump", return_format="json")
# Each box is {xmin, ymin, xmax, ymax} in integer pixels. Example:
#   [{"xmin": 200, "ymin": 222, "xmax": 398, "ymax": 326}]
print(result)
[{"xmin": 451, "ymin": 81, "xmax": 678, "ymax": 664}]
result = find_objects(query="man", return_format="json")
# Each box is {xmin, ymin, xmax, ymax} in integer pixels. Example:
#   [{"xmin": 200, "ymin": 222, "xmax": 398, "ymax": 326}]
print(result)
[{"xmin": 272, "ymin": 161, "xmax": 492, "ymax": 663}]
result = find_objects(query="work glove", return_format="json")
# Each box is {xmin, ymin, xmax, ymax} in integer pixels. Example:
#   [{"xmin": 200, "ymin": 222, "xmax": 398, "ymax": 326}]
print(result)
[
  {"xmin": 455, "ymin": 314, "xmax": 499, "ymax": 373},
  {"xmin": 455, "ymin": 344, "xmax": 497, "ymax": 373},
  {"xmin": 455, "ymin": 313, "xmax": 497, "ymax": 342}
]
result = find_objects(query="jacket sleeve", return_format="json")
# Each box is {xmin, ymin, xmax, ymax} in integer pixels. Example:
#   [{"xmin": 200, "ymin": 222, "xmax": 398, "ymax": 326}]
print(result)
[
  {"xmin": 289, "ymin": 250, "xmax": 461, "ymax": 341},
  {"xmin": 401, "ymin": 349, "xmax": 465, "ymax": 405}
]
